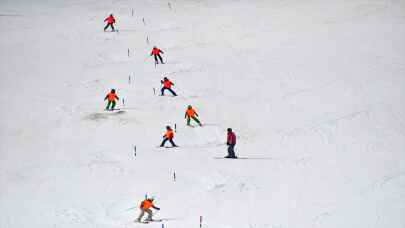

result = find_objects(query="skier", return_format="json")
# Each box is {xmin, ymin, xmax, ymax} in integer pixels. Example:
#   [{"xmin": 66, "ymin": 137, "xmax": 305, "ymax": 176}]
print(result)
[
  {"xmin": 150, "ymin": 46, "xmax": 165, "ymax": 65},
  {"xmin": 160, "ymin": 126, "xmax": 178, "ymax": 147},
  {"xmin": 104, "ymin": 14, "xmax": 116, "ymax": 32},
  {"xmin": 185, "ymin": 105, "xmax": 202, "ymax": 127},
  {"xmin": 104, "ymin": 89, "xmax": 119, "ymax": 111},
  {"xmin": 160, "ymin": 77, "xmax": 177, "ymax": 96},
  {"xmin": 136, "ymin": 197, "xmax": 160, "ymax": 223},
  {"xmin": 225, "ymin": 128, "xmax": 237, "ymax": 158}
]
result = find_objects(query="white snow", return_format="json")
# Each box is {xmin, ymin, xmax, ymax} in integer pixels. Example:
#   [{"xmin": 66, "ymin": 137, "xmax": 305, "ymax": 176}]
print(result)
[{"xmin": 1, "ymin": 0, "xmax": 405, "ymax": 227}]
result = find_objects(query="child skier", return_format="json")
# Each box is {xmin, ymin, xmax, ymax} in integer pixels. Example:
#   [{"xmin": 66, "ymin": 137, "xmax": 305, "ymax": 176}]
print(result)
[
  {"xmin": 225, "ymin": 128, "xmax": 237, "ymax": 158},
  {"xmin": 136, "ymin": 197, "xmax": 160, "ymax": 223},
  {"xmin": 150, "ymin": 46, "xmax": 165, "ymax": 65},
  {"xmin": 185, "ymin": 105, "xmax": 202, "ymax": 127},
  {"xmin": 104, "ymin": 89, "xmax": 119, "ymax": 111},
  {"xmin": 160, "ymin": 77, "xmax": 177, "ymax": 96},
  {"xmin": 104, "ymin": 14, "xmax": 116, "ymax": 32},
  {"xmin": 160, "ymin": 126, "xmax": 178, "ymax": 147}
]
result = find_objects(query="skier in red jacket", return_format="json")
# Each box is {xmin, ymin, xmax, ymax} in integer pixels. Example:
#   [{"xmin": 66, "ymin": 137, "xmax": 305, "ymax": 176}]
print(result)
[
  {"xmin": 225, "ymin": 128, "xmax": 237, "ymax": 158},
  {"xmin": 150, "ymin": 46, "xmax": 165, "ymax": 65},
  {"xmin": 160, "ymin": 77, "xmax": 177, "ymax": 96},
  {"xmin": 104, "ymin": 14, "xmax": 116, "ymax": 32}
]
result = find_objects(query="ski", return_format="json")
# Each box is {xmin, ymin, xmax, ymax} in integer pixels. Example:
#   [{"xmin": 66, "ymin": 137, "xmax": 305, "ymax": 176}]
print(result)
[
  {"xmin": 104, "ymin": 108, "xmax": 120, "ymax": 111},
  {"xmin": 135, "ymin": 220, "xmax": 149, "ymax": 224},
  {"xmin": 157, "ymin": 146, "xmax": 179, "ymax": 149},
  {"xmin": 213, "ymin": 157, "xmax": 275, "ymax": 160},
  {"xmin": 213, "ymin": 157, "xmax": 239, "ymax": 159},
  {"xmin": 135, "ymin": 219, "xmax": 163, "ymax": 224}
]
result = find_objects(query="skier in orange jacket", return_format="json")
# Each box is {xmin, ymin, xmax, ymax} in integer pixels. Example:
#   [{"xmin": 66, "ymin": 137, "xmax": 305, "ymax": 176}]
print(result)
[
  {"xmin": 104, "ymin": 89, "xmax": 119, "ymax": 110},
  {"xmin": 150, "ymin": 46, "xmax": 164, "ymax": 65},
  {"xmin": 160, "ymin": 126, "xmax": 177, "ymax": 147},
  {"xmin": 104, "ymin": 14, "xmax": 116, "ymax": 32},
  {"xmin": 185, "ymin": 105, "xmax": 202, "ymax": 126},
  {"xmin": 136, "ymin": 198, "xmax": 160, "ymax": 222}
]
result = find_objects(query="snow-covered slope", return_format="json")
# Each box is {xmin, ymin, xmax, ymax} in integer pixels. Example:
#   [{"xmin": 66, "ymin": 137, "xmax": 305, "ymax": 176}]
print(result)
[{"xmin": 1, "ymin": 0, "xmax": 404, "ymax": 227}]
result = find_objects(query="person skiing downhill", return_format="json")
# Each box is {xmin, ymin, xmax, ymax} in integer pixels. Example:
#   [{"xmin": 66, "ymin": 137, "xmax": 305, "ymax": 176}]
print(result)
[
  {"xmin": 160, "ymin": 77, "xmax": 177, "ymax": 96},
  {"xmin": 104, "ymin": 14, "xmax": 116, "ymax": 32},
  {"xmin": 185, "ymin": 105, "xmax": 202, "ymax": 127},
  {"xmin": 160, "ymin": 126, "xmax": 178, "ymax": 147},
  {"xmin": 225, "ymin": 128, "xmax": 237, "ymax": 158},
  {"xmin": 104, "ymin": 89, "xmax": 119, "ymax": 110},
  {"xmin": 150, "ymin": 46, "xmax": 165, "ymax": 65},
  {"xmin": 136, "ymin": 197, "xmax": 160, "ymax": 223}
]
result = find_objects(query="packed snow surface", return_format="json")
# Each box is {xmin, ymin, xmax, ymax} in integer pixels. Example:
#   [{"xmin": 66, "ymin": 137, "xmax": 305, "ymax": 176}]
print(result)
[{"xmin": 1, "ymin": 0, "xmax": 405, "ymax": 227}]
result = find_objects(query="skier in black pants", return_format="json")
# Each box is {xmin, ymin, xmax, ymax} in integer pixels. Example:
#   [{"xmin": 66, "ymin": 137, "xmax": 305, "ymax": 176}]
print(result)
[
  {"xmin": 161, "ymin": 77, "xmax": 177, "ymax": 96},
  {"xmin": 104, "ymin": 14, "xmax": 116, "ymax": 32},
  {"xmin": 225, "ymin": 128, "xmax": 237, "ymax": 158},
  {"xmin": 150, "ymin": 46, "xmax": 165, "ymax": 65},
  {"xmin": 160, "ymin": 126, "xmax": 178, "ymax": 147}
]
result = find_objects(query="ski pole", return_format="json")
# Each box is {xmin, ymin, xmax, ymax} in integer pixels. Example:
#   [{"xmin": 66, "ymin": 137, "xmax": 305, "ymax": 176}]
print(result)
[
  {"xmin": 143, "ymin": 54, "xmax": 150, "ymax": 62},
  {"xmin": 173, "ymin": 85, "xmax": 188, "ymax": 96},
  {"xmin": 125, "ymin": 206, "xmax": 137, "ymax": 211}
]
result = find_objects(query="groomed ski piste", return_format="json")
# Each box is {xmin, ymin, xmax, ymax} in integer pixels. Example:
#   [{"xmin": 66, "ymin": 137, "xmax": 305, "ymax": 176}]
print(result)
[{"xmin": 1, "ymin": 0, "xmax": 405, "ymax": 227}]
